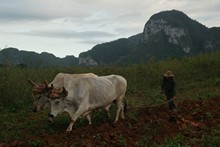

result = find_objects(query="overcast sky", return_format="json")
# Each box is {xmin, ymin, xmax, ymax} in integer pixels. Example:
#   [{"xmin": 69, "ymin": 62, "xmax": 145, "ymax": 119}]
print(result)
[{"xmin": 0, "ymin": 0, "xmax": 219, "ymax": 58}]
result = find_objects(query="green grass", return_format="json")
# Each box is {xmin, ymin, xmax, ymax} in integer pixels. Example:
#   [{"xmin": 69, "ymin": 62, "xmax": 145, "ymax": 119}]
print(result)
[
  {"xmin": 154, "ymin": 125, "xmax": 220, "ymax": 147},
  {"xmin": 0, "ymin": 51, "xmax": 220, "ymax": 144}
]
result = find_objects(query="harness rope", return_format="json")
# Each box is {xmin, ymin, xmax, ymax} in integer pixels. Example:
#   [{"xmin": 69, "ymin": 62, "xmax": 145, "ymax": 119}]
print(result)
[{"xmin": 126, "ymin": 93, "xmax": 175, "ymax": 111}]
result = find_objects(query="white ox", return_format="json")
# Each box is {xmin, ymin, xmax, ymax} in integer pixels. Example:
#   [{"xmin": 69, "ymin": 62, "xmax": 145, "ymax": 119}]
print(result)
[
  {"xmin": 28, "ymin": 73, "xmax": 98, "ymax": 112},
  {"xmin": 48, "ymin": 75, "xmax": 127, "ymax": 132},
  {"xmin": 28, "ymin": 73, "xmax": 120, "ymax": 125}
]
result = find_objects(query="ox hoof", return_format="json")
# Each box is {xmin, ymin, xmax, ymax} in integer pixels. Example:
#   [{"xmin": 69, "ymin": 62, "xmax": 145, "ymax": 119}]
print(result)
[
  {"xmin": 66, "ymin": 126, "xmax": 73, "ymax": 132},
  {"xmin": 113, "ymin": 120, "xmax": 118, "ymax": 124},
  {"xmin": 48, "ymin": 118, "xmax": 54, "ymax": 123},
  {"xmin": 66, "ymin": 129, "xmax": 72, "ymax": 132},
  {"xmin": 48, "ymin": 120, "xmax": 54, "ymax": 124}
]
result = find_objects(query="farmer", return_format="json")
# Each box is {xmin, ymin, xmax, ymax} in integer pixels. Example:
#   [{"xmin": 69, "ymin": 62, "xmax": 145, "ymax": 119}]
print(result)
[{"xmin": 161, "ymin": 70, "xmax": 177, "ymax": 111}]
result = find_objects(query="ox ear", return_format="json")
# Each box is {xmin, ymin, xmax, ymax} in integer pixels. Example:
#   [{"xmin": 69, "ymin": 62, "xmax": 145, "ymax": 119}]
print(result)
[
  {"xmin": 62, "ymin": 87, "xmax": 68, "ymax": 97},
  {"xmin": 27, "ymin": 79, "xmax": 36, "ymax": 87}
]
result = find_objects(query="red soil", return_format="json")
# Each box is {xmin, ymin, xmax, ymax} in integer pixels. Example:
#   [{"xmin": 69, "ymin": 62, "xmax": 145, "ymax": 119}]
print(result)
[{"xmin": 1, "ymin": 98, "xmax": 219, "ymax": 147}]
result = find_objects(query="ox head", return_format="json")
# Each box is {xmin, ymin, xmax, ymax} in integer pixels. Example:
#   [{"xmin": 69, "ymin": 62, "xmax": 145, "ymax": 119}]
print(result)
[
  {"xmin": 48, "ymin": 87, "xmax": 68, "ymax": 99},
  {"xmin": 28, "ymin": 79, "xmax": 53, "ymax": 112},
  {"xmin": 48, "ymin": 87, "xmax": 68, "ymax": 122}
]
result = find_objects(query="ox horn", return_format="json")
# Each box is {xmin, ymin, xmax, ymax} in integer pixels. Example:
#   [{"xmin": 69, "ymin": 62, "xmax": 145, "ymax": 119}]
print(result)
[
  {"xmin": 44, "ymin": 80, "xmax": 49, "ymax": 88},
  {"xmin": 51, "ymin": 84, "xmax": 54, "ymax": 89},
  {"xmin": 62, "ymin": 87, "xmax": 68, "ymax": 97},
  {"xmin": 27, "ymin": 79, "xmax": 37, "ymax": 87}
]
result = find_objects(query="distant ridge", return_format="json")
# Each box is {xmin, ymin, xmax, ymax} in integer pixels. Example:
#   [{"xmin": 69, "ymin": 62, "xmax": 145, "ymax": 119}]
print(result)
[{"xmin": 0, "ymin": 48, "xmax": 78, "ymax": 67}]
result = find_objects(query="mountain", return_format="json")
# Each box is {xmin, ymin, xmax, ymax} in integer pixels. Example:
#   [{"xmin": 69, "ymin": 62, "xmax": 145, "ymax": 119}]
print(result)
[
  {"xmin": 79, "ymin": 33, "xmax": 142, "ymax": 65},
  {"xmin": 1, "ymin": 10, "xmax": 220, "ymax": 67},
  {"xmin": 79, "ymin": 10, "xmax": 220, "ymax": 65},
  {"xmin": 0, "ymin": 48, "xmax": 78, "ymax": 67}
]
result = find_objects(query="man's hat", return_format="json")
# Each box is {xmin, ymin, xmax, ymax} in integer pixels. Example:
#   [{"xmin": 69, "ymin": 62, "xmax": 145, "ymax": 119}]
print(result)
[{"xmin": 164, "ymin": 70, "xmax": 174, "ymax": 77}]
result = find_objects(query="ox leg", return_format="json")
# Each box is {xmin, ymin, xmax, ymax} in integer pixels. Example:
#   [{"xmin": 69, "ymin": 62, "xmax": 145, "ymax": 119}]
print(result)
[
  {"xmin": 66, "ymin": 113, "xmax": 92, "ymax": 132},
  {"xmin": 114, "ymin": 100, "xmax": 122, "ymax": 122},
  {"xmin": 66, "ymin": 120, "xmax": 75, "ymax": 132},
  {"xmin": 120, "ymin": 103, "xmax": 125, "ymax": 119},
  {"xmin": 104, "ymin": 105, "xmax": 111, "ymax": 117},
  {"xmin": 120, "ymin": 98, "xmax": 126, "ymax": 119},
  {"xmin": 82, "ymin": 111, "xmax": 92, "ymax": 125},
  {"xmin": 66, "ymin": 107, "xmax": 87, "ymax": 132},
  {"xmin": 86, "ymin": 113, "xmax": 92, "ymax": 125},
  {"xmin": 114, "ymin": 96, "xmax": 125, "ymax": 122}
]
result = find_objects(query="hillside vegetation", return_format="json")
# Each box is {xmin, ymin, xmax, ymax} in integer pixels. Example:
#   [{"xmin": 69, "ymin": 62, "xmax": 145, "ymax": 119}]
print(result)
[{"xmin": 0, "ymin": 51, "xmax": 219, "ymax": 146}]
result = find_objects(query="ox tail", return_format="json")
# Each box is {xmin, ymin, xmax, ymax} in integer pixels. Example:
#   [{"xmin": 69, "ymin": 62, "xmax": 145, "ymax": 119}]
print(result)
[{"xmin": 123, "ymin": 99, "xmax": 127, "ymax": 113}]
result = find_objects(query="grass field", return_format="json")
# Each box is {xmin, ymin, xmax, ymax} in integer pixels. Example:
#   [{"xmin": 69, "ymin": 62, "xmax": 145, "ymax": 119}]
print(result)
[{"xmin": 0, "ymin": 51, "xmax": 219, "ymax": 146}]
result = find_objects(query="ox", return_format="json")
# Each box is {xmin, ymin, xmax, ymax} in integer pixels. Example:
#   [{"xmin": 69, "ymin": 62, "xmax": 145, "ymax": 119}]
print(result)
[
  {"xmin": 28, "ymin": 73, "xmax": 98, "ymax": 124},
  {"xmin": 28, "ymin": 73, "xmax": 98, "ymax": 112},
  {"xmin": 48, "ymin": 75, "xmax": 127, "ymax": 132},
  {"xmin": 27, "ymin": 80, "xmax": 52, "ymax": 111}
]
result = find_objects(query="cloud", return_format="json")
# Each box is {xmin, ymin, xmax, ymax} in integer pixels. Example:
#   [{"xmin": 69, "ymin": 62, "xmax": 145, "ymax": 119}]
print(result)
[
  {"xmin": 18, "ymin": 29, "xmax": 116, "ymax": 40},
  {"xmin": 0, "ymin": 0, "xmax": 92, "ymax": 23},
  {"xmin": 0, "ymin": 0, "xmax": 219, "ymax": 57}
]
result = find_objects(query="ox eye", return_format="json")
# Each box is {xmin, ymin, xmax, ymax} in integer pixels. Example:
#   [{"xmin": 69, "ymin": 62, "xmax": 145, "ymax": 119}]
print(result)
[
  {"xmin": 37, "ymin": 96, "xmax": 41, "ymax": 99},
  {"xmin": 55, "ymin": 101, "xmax": 60, "ymax": 105}
]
